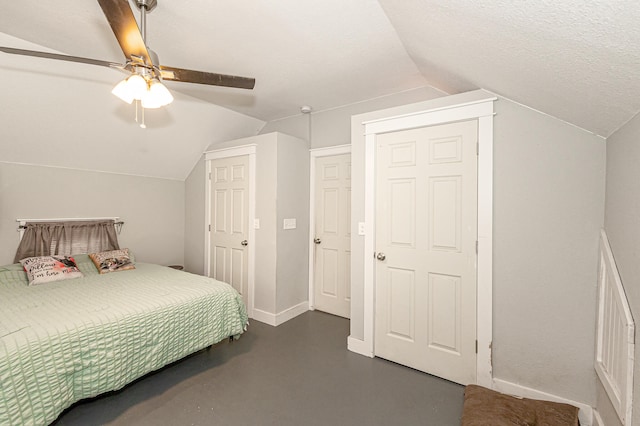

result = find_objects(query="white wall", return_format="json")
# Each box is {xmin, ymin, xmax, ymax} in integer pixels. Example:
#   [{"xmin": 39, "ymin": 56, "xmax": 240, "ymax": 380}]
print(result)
[
  {"xmin": 203, "ymin": 87, "xmax": 607, "ymax": 408},
  {"xmin": 491, "ymin": 96, "xmax": 605, "ymax": 405},
  {"xmin": 603, "ymin": 110, "xmax": 640, "ymax": 426},
  {"xmin": 184, "ymin": 158, "xmax": 206, "ymax": 274},
  {"xmin": 252, "ymin": 135, "xmax": 278, "ymax": 314},
  {"xmin": 184, "ymin": 132, "xmax": 308, "ymax": 318},
  {"xmin": 0, "ymin": 162, "xmax": 185, "ymax": 266},
  {"xmin": 260, "ymin": 87, "xmax": 445, "ymax": 148},
  {"xmin": 185, "ymin": 82, "xmax": 608, "ymax": 409},
  {"xmin": 595, "ymin": 380, "xmax": 623, "ymax": 426},
  {"xmin": 276, "ymin": 134, "xmax": 310, "ymax": 312},
  {"xmin": 0, "ymin": 32, "xmax": 265, "ymax": 181}
]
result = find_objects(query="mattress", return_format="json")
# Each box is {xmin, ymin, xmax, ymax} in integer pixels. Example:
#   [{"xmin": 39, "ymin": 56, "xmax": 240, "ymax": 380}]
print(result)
[{"xmin": 0, "ymin": 255, "xmax": 248, "ymax": 426}]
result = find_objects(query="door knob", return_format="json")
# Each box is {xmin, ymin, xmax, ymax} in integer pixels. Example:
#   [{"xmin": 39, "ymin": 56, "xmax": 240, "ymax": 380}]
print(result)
[
  {"xmin": 376, "ymin": 252, "xmax": 386, "ymax": 261},
  {"xmin": 314, "ymin": 238, "xmax": 322, "ymax": 244},
  {"xmin": 241, "ymin": 240, "xmax": 248, "ymax": 246}
]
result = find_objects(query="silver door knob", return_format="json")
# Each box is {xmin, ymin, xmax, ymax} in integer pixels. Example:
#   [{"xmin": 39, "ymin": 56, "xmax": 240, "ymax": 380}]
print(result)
[
  {"xmin": 241, "ymin": 240, "xmax": 248, "ymax": 246},
  {"xmin": 314, "ymin": 238, "xmax": 322, "ymax": 244},
  {"xmin": 376, "ymin": 252, "xmax": 386, "ymax": 261}
]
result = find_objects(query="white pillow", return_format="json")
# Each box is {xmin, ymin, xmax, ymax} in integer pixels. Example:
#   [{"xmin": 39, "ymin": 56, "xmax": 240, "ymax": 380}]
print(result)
[{"xmin": 20, "ymin": 256, "xmax": 84, "ymax": 286}]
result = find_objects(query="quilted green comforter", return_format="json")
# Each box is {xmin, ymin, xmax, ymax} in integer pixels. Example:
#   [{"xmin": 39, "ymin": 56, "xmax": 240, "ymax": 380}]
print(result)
[{"xmin": 0, "ymin": 255, "xmax": 248, "ymax": 426}]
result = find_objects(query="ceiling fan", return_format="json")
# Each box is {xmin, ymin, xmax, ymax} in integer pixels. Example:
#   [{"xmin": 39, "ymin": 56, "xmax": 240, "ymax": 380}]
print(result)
[{"xmin": 0, "ymin": 0, "xmax": 255, "ymax": 127}]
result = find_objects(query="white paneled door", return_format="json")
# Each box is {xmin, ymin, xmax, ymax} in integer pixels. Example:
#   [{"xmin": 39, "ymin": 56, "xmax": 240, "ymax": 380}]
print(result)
[
  {"xmin": 374, "ymin": 120, "xmax": 478, "ymax": 385},
  {"xmin": 209, "ymin": 155, "xmax": 250, "ymax": 307},
  {"xmin": 313, "ymin": 153, "xmax": 351, "ymax": 318}
]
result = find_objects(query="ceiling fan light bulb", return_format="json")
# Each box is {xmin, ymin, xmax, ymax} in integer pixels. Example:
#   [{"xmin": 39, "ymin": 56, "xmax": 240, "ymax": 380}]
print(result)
[
  {"xmin": 142, "ymin": 80, "xmax": 173, "ymax": 109},
  {"xmin": 126, "ymin": 74, "xmax": 148, "ymax": 100},
  {"xmin": 141, "ymin": 93, "xmax": 162, "ymax": 109},
  {"xmin": 111, "ymin": 79, "xmax": 134, "ymax": 104},
  {"xmin": 152, "ymin": 80, "xmax": 174, "ymax": 106}
]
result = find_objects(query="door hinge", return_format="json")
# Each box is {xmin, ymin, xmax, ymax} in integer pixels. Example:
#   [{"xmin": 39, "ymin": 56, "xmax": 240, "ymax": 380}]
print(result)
[
  {"xmin": 476, "ymin": 142, "xmax": 479, "ymax": 155},
  {"xmin": 475, "ymin": 241, "xmax": 478, "ymax": 254},
  {"xmin": 475, "ymin": 340, "xmax": 478, "ymax": 354},
  {"xmin": 209, "ymin": 224, "xmax": 211, "ymax": 232},
  {"xmin": 209, "ymin": 172, "xmax": 212, "ymax": 180}
]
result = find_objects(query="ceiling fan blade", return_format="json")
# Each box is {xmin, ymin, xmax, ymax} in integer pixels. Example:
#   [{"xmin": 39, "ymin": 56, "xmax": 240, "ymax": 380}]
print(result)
[
  {"xmin": 97, "ymin": 0, "xmax": 153, "ymax": 66},
  {"xmin": 0, "ymin": 46, "xmax": 124, "ymax": 70},
  {"xmin": 159, "ymin": 65, "xmax": 256, "ymax": 90}
]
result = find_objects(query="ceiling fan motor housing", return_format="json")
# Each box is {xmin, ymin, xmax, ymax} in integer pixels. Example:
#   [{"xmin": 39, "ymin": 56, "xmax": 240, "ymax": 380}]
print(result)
[{"xmin": 135, "ymin": 0, "xmax": 157, "ymax": 12}]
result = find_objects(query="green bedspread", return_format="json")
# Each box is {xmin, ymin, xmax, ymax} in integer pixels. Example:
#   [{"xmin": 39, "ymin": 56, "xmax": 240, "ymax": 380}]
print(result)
[{"xmin": 0, "ymin": 255, "xmax": 248, "ymax": 426}]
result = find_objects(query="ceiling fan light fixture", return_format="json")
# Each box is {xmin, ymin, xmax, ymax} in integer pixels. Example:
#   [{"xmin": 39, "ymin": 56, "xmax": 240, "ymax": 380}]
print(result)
[
  {"xmin": 111, "ymin": 79, "xmax": 134, "ymax": 104},
  {"xmin": 141, "ymin": 79, "xmax": 174, "ymax": 109},
  {"xmin": 112, "ymin": 73, "xmax": 148, "ymax": 104},
  {"xmin": 127, "ymin": 74, "xmax": 149, "ymax": 101}
]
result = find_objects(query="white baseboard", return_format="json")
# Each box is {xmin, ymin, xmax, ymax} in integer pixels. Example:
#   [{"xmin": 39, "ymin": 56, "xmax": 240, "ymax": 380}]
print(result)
[
  {"xmin": 492, "ymin": 378, "xmax": 593, "ymax": 426},
  {"xmin": 251, "ymin": 301, "xmax": 308, "ymax": 327},
  {"xmin": 592, "ymin": 410, "xmax": 604, "ymax": 426},
  {"xmin": 347, "ymin": 336, "xmax": 373, "ymax": 357}
]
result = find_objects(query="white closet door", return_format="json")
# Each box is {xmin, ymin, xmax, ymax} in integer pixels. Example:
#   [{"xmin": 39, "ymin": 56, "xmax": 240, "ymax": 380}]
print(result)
[
  {"xmin": 374, "ymin": 120, "xmax": 478, "ymax": 385},
  {"xmin": 313, "ymin": 153, "xmax": 351, "ymax": 318},
  {"xmin": 209, "ymin": 155, "xmax": 250, "ymax": 307}
]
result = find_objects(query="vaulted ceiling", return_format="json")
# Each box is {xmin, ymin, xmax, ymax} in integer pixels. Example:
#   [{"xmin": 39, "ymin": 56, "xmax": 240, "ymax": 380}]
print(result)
[{"xmin": 1, "ymin": 0, "xmax": 639, "ymax": 178}]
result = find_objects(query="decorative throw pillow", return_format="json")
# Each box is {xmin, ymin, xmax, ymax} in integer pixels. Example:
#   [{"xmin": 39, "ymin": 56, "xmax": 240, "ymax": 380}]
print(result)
[
  {"xmin": 20, "ymin": 256, "xmax": 84, "ymax": 286},
  {"xmin": 88, "ymin": 248, "xmax": 135, "ymax": 274}
]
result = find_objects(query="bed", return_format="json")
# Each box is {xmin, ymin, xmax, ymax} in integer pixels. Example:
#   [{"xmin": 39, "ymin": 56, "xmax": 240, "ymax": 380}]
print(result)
[{"xmin": 0, "ymin": 254, "xmax": 248, "ymax": 426}]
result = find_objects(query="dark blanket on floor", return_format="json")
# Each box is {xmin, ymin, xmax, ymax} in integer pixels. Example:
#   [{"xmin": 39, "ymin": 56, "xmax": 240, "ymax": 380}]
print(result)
[{"xmin": 461, "ymin": 385, "xmax": 580, "ymax": 426}]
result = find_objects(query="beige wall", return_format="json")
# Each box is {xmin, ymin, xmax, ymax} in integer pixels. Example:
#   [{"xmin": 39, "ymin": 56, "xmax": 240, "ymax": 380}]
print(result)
[
  {"xmin": 603, "ymin": 111, "xmax": 640, "ymax": 425},
  {"xmin": 0, "ymin": 162, "xmax": 185, "ymax": 266}
]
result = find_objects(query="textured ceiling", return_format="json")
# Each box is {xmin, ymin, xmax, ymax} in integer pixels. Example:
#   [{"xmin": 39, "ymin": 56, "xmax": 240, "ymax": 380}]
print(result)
[
  {"xmin": 378, "ymin": 0, "xmax": 640, "ymax": 137},
  {"xmin": 1, "ymin": 0, "xmax": 640, "ymax": 138}
]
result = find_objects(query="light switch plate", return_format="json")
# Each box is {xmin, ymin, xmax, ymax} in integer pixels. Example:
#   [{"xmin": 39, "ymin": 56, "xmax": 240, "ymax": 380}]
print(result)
[
  {"xmin": 358, "ymin": 222, "xmax": 365, "ymax": 235},
  {"xmin": 283, "ymin": 218, "xmax": 297, "ymax": 230},
  {"xmin": 254, "ymin": 219, "xmax": 260, "ymax": 229}
]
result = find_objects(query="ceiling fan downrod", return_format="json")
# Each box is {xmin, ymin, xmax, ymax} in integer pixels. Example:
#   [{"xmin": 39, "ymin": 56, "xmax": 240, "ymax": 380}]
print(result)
[
  {"xmin": 134, "ymin": 0, "xmax": 156, "ymax": 45},
  {"xmin": 133, "ymin": 0, "xmax": 157, "ymax": 129}
]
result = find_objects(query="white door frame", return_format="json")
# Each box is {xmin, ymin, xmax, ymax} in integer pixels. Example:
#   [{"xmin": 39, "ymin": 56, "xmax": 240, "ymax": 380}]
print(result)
[
  {"xmin": 361, "ymin": 97, "xmax": 495, "ymax": 387},
  {"xmin": 205, "ymin": 144, "xmax": 257, "ymax": 319},
  {"xmin": 308, "ymin": 144, "xmax": 352, "ymax": 310}
]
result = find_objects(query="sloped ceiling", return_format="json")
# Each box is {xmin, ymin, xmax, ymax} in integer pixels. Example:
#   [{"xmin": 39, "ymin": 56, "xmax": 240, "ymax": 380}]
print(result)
[
  {"xmin": 0, "ymin": 0, "xmax": 427, "ymax": 122},
  {"xmin": 1, "ymin": 1, "xmax": 639, "ymax": 180},
  {"xmin": 378, "ymin": 0, "xmax": 640, "ymax": 138},
  {"xmin": 0, "ymin": 33, "xmax": 265, "ymax": 181}
]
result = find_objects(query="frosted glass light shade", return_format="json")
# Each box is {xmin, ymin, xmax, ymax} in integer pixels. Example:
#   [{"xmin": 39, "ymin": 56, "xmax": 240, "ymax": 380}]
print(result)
[
  {"xmin": 127, "ymin": 74, "xmax": 148, "ymax": 100},
  {"xmin": 141, "ymin": 80, "xmax": 174, "ymax": 109},
  {"xmin": 111, "ymin": 79, "xmax": 134, "ymax": 104},
  {"xmin": 112, "ymin": 74, "xmax": 148, "ymax": 103}
]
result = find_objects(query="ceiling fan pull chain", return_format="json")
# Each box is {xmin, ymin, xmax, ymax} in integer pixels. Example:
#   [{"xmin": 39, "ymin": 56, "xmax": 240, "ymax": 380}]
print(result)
[{"xmin": 135, "ymin": 100, "xmax": 146, "ymax": 129}]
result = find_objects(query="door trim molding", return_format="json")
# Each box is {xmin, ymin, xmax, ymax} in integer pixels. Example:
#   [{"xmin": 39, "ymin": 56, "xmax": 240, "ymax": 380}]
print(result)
[
  {"xmin": 361, "ymin": 97, "xmax": 495, "ymax": 387},
  {"xmin": 204, "ymin": 144, "xmax": 257, "ymax": 319},
  {"xmin": 308, "ymin": 144, "xmax": 352, "ymax": 311}
]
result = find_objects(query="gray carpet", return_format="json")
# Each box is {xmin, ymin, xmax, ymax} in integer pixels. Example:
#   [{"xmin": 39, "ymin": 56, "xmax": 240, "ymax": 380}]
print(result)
[{"xmin": 54, "ymin": 310, "xmax": 464, "ymax": 425}]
